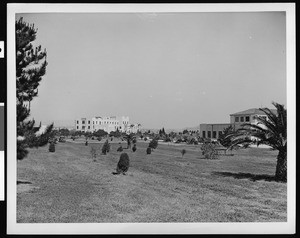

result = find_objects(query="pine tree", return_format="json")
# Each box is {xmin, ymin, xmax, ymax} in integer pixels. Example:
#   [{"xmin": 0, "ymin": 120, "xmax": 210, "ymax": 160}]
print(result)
[{"xmin": 16, "ymin": 17, "xmax": 53, "ymax": 160}]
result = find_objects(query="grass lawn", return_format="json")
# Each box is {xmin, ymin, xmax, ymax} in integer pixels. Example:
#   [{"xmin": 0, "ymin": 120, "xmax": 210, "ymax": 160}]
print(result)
[{"xmin": 17, "ymin": 140, "xmax": 286, "ymax": 223}]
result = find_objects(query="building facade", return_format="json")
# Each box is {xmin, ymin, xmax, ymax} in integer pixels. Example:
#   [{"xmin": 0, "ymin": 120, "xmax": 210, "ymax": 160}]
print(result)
[
  {"xmin": 200, "ymin": 108, "xmax": 276, "ymax": 140},
  {"xmin": 75, "ymin": 116, "xmax": 141, "ymax": 134},
  {"xmin": 199, "ymin": 123, "xmax": 231, "ymax": 140}
]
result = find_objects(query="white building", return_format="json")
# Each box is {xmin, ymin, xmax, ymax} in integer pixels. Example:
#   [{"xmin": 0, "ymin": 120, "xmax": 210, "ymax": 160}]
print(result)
[{"xmin": 75, "ymin": 116, "xmax": 141, "ymax": 134}]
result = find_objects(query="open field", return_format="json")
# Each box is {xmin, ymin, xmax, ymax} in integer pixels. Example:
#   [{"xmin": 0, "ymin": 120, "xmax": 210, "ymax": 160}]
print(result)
[{"xmin": 17, "ymin": 140, "xmax": 286, "ymax": 223}]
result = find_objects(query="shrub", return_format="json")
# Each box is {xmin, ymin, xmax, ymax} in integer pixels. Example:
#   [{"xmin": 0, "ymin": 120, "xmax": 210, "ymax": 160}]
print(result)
[
  {"xmin": 49, "ymin": 142, "xmax": 55, "ymax": 152},
  {"xmin": 90, "ymin": 147, "xmax": 97, "ymax": 161},
  {"xmin": 117, "ymin": 145, "xmax": 123, "ymax": 152},
  {"xmin": 85, "ymin": 140, "xmax": 88, "ymax": 146},
  {"xmin": 97, "ymin": 137, "xmax": 102, "ymax": 141},
  {"xmin": 102, "ymin": 139, "xmax": 110, "ymax": 155},
  {"xmin": 181, "ymin": 149, "xmax": 186, "ymax": 158},
  {"xmin": 201, "ymin": 142, "xmax": 219, "ymax": 159},
  {"xmin": 149, "ymin": 139, "xmax": 158, "ymax": 150},
  {"xmin": 144, "ymin": 137, "xmax": 147, "ymax": 141},
  {"xmin": 146, "ymin": 147, "xmax": 151, "ymax": 154},
  {"xmin": 132, "ymin": 144, "xmax": 137, "ymax": 152},
  {"xmin": 116, "ymin": 153, "xmax": 130, "ymax": 174}
]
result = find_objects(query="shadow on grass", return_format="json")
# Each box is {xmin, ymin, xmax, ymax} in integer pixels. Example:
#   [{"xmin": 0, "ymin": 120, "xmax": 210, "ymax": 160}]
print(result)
[
  {"xmin": 17, "ymin": 180, "xmax": 32, "ymax": 185},
  {"xmin": 212, "ymin": 171, "xmax": 277, "ymax": 182}
]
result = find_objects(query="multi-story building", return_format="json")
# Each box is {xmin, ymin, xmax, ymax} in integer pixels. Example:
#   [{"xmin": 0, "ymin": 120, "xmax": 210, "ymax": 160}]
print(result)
[
  {"xmin": 200, "ymin": 108, "xmax": 276, "ymax": 140},
  {"xmin": 75, "ymin": 116, "xmax": 141, "ymax": 134}
]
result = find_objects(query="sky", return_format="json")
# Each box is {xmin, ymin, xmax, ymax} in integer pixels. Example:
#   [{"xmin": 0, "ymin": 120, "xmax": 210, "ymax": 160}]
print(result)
[{"xmin": 17, "ymin": 12, "xmax": 286, "ymax": 129}]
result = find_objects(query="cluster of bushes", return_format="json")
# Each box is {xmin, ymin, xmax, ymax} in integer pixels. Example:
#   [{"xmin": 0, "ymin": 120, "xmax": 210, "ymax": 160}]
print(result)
[{"xmin": 200, "ymin": 142, "xmax": 219, "ymax": 160}]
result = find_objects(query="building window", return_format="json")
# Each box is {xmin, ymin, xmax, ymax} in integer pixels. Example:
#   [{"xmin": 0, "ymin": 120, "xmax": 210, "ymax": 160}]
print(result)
[
  {"xmin": 88, "ymin": 126, "xmax": 90, "ymax": 129},
  {"xmin": 240, "ymin": 117, "xmax": 244, "ymax": 122},
  {"xmin": 208, "ymin": 131, "xmax": 211, "ymax": 138},
  {"xmin": 76, "ymin": 126, "xmax": 79, "ymax": 129},
  {"xmin": 235, "ymin": 117, "xmax": 239, "ymax": 122},
  {"xmin": 88, "ymin": 121, "xmax": 90, "ymax": 124},
  {"xmin": 82, "ymin": 126, "xmax": 85, "ymax": 129},
  {"xmin": 76, "ymin": 120, "xmax": 79, "ymax": 124},
  {"xmin": 245, "ymin": 116, "xmax": 250, "ymax": 122},
  {"xmin": 82, "ymin": 120, "xmax": 85, "ymax": 124},
  {"xmin": 213, "ymin": 131, "xmax": 217, "ymax": 138}
]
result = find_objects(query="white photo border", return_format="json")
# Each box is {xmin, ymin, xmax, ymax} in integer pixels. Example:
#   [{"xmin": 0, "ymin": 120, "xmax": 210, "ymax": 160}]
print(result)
[{"xmin": 7, "ymin": 3, "xmax": 295, "ymax": 235}]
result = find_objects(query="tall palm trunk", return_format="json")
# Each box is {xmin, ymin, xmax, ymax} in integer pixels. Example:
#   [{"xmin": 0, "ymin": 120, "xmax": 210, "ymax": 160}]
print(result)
[{"xmin": 275, "ymin": 149, "xmax": 287, "ymax": 182}]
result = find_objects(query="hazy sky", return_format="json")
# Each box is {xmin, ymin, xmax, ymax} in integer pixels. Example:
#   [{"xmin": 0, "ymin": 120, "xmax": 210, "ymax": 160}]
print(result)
[{"xmin": 17, "ymin": 12, "xmax": 286, "ymax": 129}]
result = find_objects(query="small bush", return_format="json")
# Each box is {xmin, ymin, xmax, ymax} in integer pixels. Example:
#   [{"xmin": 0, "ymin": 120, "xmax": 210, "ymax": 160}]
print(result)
[
  {"xmin": 85, "ymin": 140, "xmax": 88, "ymax": 146},
  {"xmin": 49, "ymin": 142, "xmax": 55, "ymax": 152},
  {"xmin": 102, "ymin": 139, "xmax": 110, "ymax": 155},
  {"xmin": 181, "ymin": 149, "xmax": 186, "ymax": 158},
  {"xmin": 146, "ymin": 147, "xmax": 151, "ymax": 154},
  {"xmin": 144, "ymin": 137, "xmax": 147, "ymax": 141},
  {"xmin": 90, "ymin": 147, "xmax": 97, "ymax": 161},
  {"xmin": 201, "ymin": 142, "xmax": 219, "ymax": 160},
  {"xmin": 117, "ymin": 145, "xmax": 123, "ymax": 152},
  {"xmin": 132, "ymin": 144, "xmax": 137, "ymax": 152},
  {"xmin": 97, "ymin": 137, "xmax": 102, "ymax": 141}
]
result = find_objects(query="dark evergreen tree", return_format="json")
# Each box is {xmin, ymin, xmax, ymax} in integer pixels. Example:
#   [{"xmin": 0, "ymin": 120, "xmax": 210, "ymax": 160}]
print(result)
[
  {"xmin": 16, "ymin": 17, "xmax": 53, "ymax": 160},
  {"xmin": 101, "ymin": 139, "xmax": 110, "ymax": 155}
]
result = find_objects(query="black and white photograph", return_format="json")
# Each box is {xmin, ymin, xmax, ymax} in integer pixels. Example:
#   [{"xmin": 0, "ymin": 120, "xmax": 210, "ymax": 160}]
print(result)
[{"xmin": 6, "ymin": 3, "xmax": 295, "ymax": 235}]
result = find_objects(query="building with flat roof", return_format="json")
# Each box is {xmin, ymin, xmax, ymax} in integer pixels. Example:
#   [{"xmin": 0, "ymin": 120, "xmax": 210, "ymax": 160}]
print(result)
[
  {"xmin": 75, "ymin": 116, "xmax": 141, "ymax": 134},
  {"xmin": 200, "ymin": 108, "xmax": 276, "ymax": 140}
]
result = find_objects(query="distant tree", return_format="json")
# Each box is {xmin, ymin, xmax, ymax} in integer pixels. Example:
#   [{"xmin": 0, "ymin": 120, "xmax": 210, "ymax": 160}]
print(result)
[
  {"xmin": 228, "ymin": 102, "xmax": 287, "ymax": 182},
  {"xmin": 123, "ymin": 133, "xmax": 136, "ymax": 149},
  {"xmin": 109, "ymin": 128, "xmax": 121, "ymax": 138},
  {"xmin": 101, "ymin": 139, "xmax": 110, "ymax": 155},
  {"xmin": 182, "ymin": 129, "xmax": 189, "ymax": 134},
  {"xmin": 84, "ymin": 131, "xmax": 93, "ymax": 139},
  {"xmin": 149, "ymin": 139, "xmax": 158, "ymax": 150},
  {"xmin": 59, "ymin": 128, "xmax": 70, "ymax": 137},
  {"xmin": 93, "ymin": 129, "xmax": 108, "ymax": 138},
  {"xmin": 16, "ymin": 17, "xmax": 53, "ymax": 160}
]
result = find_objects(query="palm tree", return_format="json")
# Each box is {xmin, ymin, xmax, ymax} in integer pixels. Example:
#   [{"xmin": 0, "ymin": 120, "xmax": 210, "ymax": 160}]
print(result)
[{"xmin": 228, "ymin": 102, "xmax": 287, "ymax": 182}]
